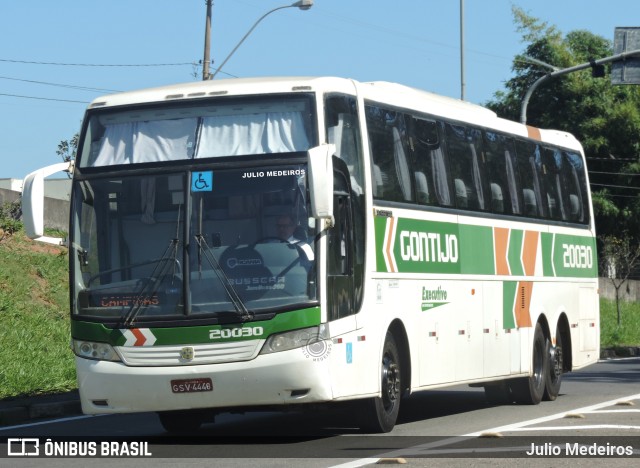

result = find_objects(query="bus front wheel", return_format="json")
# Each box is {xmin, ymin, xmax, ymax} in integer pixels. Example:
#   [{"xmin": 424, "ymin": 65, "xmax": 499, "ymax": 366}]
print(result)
[
  {"xmin": 510, "ymin": 323, "xmax": 547, "ymax": 405},
  {"xmin": 358, "ymin": 332, "xmax": 401, "ymax": 433}
]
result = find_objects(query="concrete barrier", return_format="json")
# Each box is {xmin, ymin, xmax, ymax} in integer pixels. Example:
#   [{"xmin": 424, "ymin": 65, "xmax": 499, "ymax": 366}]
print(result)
[
  {"xmin": 599, "ymin": 277, "xmax": 640, "ymax": 303},
  {"xmin": 0, "ymin": 188, "xmax": 70, "ymax": 232}
]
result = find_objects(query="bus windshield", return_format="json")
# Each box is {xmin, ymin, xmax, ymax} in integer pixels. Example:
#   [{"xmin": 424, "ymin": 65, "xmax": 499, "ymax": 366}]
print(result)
[
  {"xmin": 72, "ymin": 164, "xmax": 317, "ymax": 323},
  {"xmin": 78, "ymin": 96, "xmax": 313, "ymax": 167}
]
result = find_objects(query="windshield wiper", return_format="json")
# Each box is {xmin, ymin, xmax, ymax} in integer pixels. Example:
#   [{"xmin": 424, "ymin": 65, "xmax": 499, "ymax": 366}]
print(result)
[
  {"xmin": 194, "ymin": 234, "xmax": 254, "ymax": 322},
  {"xmin": 123, "ymin": 206, "xmax": 183, "ymax": 327},
  {"xmin": 122, "ymin": 238, "xmax": 181, "ymax": 327}
]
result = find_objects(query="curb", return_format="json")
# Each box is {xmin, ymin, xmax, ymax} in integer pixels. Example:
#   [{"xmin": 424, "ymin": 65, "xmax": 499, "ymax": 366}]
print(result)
[
  {"xmin": 600, "ymin": 346, "xmax": 640, "ymax": 359},
  {"xmin": 1, "ymin": 348, "xmax": 638, "ymax": 427},
  {"xmin": 0, "ymin": 390, "xmax": 81, "ymax": 427}
]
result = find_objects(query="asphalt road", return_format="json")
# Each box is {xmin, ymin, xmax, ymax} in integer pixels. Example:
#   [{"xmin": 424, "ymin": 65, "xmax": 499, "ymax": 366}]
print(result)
[{"xmin": 1, "ymin": 356, "xmax": 639, "ymax": 467}]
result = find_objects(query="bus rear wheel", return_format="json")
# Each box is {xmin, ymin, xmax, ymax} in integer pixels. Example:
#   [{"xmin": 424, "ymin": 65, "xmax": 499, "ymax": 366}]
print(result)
[
  {"xmin": 358, "ymin": 332, "xmax": 402, "ymax": 433},
  {"xmin": 510, "ymin": 323, "xmax": 547, "ymax": 405},
  {"xmin": 543, "ymin": 327, "xmax": 563, "ymax": 401}
]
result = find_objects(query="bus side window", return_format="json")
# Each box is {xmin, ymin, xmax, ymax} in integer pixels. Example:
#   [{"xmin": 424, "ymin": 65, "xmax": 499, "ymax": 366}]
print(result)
[
  {"xmin": 409, "ymin": 117, "xmax": 452, "ymax": 207},
  {"xmin": 444, "ymin": 123, "xmax": 487, "ymax": 211},
  {"xmin": 515, "ymin": 140, "xmax": 547, "ymax": 219},
  {"xmin": 540, "ymin": 147, "xmax": 568, "ymax": 221},
  {"xmin": 365, "ymin": 106, "xmax": 412, "ymax": 203},
  {"xmin": 483, "ymin": 132, "xmax": 521, "ymax": 215},
  {"xmin": 562, "ymin": 151, "xmax": 587, "ymax": 223}
]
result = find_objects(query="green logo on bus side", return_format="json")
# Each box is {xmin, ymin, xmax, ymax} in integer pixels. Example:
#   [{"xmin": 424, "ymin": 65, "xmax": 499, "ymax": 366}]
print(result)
[
  {"xmin": 421, "ymin": 285, "xmax": 449, "ymax": 311},
  {"xmin": 375, "ymin": 215, "xmax": 597, "ymax": 279}
]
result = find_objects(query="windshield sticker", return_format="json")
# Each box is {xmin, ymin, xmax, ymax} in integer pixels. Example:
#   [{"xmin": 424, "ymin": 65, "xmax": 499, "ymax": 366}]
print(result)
[
  {"xmin": 241, "ymin": 169, "xmax": 305, "ymax": 179},
  {"xmin": 191, "ymin": 171, "xmax": 213, "ymax": 192}
]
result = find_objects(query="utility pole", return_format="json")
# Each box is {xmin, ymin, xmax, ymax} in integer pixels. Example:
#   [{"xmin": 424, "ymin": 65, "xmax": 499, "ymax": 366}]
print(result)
[
  {"xmin": 202, "ymin": 0, "xmax": 213, "ymax": 80},
  {"xmin": 460, "ymin": 0, "xmax": 465, "ymax": 100}
]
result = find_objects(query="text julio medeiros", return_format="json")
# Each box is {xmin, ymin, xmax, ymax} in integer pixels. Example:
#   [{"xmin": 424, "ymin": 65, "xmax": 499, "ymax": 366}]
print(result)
[{"xmin": 526, "ymin": 442, "xmax": 635, "ymax": 457}]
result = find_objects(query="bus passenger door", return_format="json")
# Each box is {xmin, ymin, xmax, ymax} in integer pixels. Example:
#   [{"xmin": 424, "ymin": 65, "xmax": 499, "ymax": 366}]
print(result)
[
  {"xmin": 327, "ymin": 168, "xmax": 365, "ymax": 398},
  {"xmin": 327, "ymin": 192, "xmax": 353, "ymax": 321}
]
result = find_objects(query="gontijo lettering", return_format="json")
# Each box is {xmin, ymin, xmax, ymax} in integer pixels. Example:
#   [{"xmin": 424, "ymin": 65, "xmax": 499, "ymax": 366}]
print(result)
[{"xmin": 400, "ymin": 231, "xmax": 459, "ymax": 263}]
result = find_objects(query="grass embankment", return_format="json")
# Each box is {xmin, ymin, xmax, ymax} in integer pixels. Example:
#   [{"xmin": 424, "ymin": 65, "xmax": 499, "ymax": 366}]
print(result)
[
  {"xmin": 0, "ymin": 229, "xmax": 639, "ymax": 399},
  {"xmin": 600, "ymin": 298, "xmax": 640, "ymax": 350},
  {"xmin": 0, "ymin": 231, "xmax": 75, "ymax": 399}
]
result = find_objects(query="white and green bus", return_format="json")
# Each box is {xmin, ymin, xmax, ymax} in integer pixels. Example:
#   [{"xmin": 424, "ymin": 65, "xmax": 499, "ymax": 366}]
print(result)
[{"xmin": 22, "ymin": 76, "xmax": 599, "ymax": 433}]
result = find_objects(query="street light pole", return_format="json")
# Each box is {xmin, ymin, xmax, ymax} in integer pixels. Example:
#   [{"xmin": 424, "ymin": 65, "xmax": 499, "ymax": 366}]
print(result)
[
  {"xmin": 210, "ymin": 0, "xmax": 313, "ymax": 80},
  {"xmin": 520, "ymin": 49, "xmax": 640, "ymax": 124}
]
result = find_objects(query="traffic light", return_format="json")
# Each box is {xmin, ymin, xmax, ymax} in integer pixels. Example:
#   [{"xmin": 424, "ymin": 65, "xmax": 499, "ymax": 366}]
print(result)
[{"xmin": 589, "ymin": 58, "xmax": 606, "ymax": 78}]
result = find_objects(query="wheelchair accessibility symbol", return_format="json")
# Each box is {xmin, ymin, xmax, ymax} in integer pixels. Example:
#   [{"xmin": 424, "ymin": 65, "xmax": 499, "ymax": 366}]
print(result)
[{"xmin": 191, "ymin": 171, "xmax": 213, "ymax": 192}]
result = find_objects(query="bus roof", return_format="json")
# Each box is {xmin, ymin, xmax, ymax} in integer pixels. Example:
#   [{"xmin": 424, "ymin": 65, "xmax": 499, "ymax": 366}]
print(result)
[{"xmin": 88, "ymin": 76, "xmax": 582, "ymax": 152}]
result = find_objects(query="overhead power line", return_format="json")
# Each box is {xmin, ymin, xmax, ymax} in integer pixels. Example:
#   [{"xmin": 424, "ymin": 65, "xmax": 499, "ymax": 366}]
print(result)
[
  {"xmin": 0, "ymin": 58, "xmax": 195, "ymax": 67},
  {"xmin": 587, "ymin": 157, "xmax": 636, "ymax": 162},
  {"xmin": 0, "ymin": 75, "xmax": 121, "ymax": 93},
  {"xmin": 590, "ymin": 182, "xmax": 640, "ymax": 191},
  {"xmin": 592, "ymin": 192, "xmax": 639, "ymax": 199},
  {"xmin": 0, "ymin": 93, "xmax": 88, "ymax": 104},
  {"xmin": 589, "ymin": 171, "xmax": 640, "ymax": 177}
]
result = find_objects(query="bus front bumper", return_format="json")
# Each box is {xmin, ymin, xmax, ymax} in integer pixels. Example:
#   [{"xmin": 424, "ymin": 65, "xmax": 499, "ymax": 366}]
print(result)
[{"xmin": 76, "ymin": 349, "xmax": 333, "ymax": 414}]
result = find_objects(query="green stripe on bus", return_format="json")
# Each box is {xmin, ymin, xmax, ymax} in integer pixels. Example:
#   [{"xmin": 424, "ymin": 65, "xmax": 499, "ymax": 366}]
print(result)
[
  {"xmin": 541, "ymin": 233, "xmax": 555, "ymax": 277},
  {"xmin": 70, "ymin": 321, "xmax": 124, "ymax": 344},
  {"xmin": 502, "ymin": 281, "xmax": 517, "ymax": 329},
  {"xmin": 507, "ymin": 229, "xmax": 525, "ymax": 276},
  {"xmin": 373, "ymin": 215, "xmax": 596, "ymax": 279},
  {"xmin": 71, "ymin": 307, "xmax": 321, "ymax": 346},
  {"xmin": 374, "ymin": 216, "xmax": 389, "ymax": 272},
  {"xmin": 458, "ymin": 224, "xmax": 495, "ymax": 275}
]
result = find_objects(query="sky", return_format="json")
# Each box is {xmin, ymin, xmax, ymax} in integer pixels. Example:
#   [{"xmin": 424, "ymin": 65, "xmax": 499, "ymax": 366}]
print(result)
[{"xmin": 0, "ymin": 0, "xmax": 637, "ymax": 179}]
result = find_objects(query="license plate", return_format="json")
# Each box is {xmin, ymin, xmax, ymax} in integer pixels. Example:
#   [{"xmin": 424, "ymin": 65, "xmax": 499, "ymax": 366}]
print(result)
[{"xmin": 171, "ymin": 378, "xmax": 213, "ymax": 393}]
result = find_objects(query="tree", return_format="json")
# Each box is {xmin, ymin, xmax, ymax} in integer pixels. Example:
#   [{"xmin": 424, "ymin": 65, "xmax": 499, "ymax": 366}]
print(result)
[
  {"xmin": 486, "ymin": 7, "xmax": 640, "ymax": 245},
  {"xmin": 599, "ymin": 234, "xmax": 640, "ymax": 326},
  {"xmin": 0, "ymin": 200, "xmax": 22, "ymax": 242},
  {"xmin": 56, "ymin": 133, "xmax": 79, "ymax": 163}
]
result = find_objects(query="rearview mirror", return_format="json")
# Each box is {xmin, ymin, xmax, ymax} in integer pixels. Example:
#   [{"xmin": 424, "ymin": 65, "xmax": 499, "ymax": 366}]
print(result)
[
  {"xmin": 22, "ymin": 161, "xmax": 73, "ymax": 245},
  {"xmin": 307, "ymin": 144, "xmax": 335, "ymax": 228}
]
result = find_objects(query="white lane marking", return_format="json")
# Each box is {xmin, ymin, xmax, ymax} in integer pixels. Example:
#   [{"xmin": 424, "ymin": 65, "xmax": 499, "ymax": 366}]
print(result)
[
  {"xmin": 0, "ymin": 414, "xmax": 105, "ymax": 432},
  {"xmin": 581, "ymin": 409, "xmax": 640, "ymax": 413},
  {"xmin": 464, "ymin": 392, "xmax": 640, "ymax": 436},
  {"xmin": 329, "ymin": 392, "xmax": 640, "ymax": 467},
  {"xmin": 330, "ymin": 458, "xmax": 381, "ymax": 468},
  {"xmin": 505, "ymin": 424, "xmax": 640, "ymax": 431}
]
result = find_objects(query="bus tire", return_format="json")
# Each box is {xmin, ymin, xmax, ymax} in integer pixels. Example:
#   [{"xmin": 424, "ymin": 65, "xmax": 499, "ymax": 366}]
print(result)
[
  {"xmin": 543, "ymin": 327, "xmax": 563, "ymax": 401},
  {"xmin": 358, "ymin": 332, "xmax": 401, "ymax": 433},
  {"xmin": 157, "ymin": 410, "xmax": 208, "ymax": 433},
  {"xmin": 510, "ymin": 323, "xmax": 547, "ymax": 405}
]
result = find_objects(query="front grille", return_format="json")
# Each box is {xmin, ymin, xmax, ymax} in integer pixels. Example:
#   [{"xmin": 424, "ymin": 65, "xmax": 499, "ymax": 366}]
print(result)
[{"xmin": 116, "ymin": 340, "xmax": 264, "ymax": 366}]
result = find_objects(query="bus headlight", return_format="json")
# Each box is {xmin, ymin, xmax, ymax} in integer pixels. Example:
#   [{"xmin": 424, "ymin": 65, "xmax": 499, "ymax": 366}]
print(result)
[
  {"xmin": 72, "ymin": 340, "xmax": 121, "ymax": 362},
  {"xmin": 260, "ymin": 324, "xmax": 329, "ymax": 354}
]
